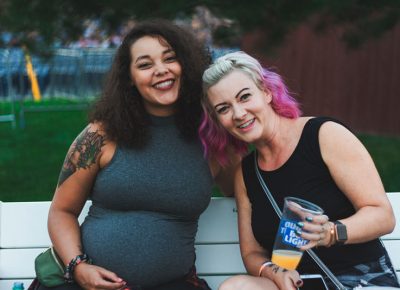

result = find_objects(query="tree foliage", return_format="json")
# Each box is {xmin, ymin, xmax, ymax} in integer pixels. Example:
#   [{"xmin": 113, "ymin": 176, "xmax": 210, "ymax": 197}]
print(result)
[
  {"xmin": 0, "ymin": 0, "xmax": 399, "ymax": 51},
  {"xmin": 0, "ymin": 0, "xmax": 198, "ymax": 49},
  {"xmin": 206, "ymin": 0, "xmax": 400, "ymax": 50}
]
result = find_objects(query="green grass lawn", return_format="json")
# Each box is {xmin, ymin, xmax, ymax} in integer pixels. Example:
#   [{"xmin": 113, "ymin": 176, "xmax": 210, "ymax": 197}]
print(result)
[
  {"xmin": 0, "ymin": 99, "xmax": 89, "ymax": 201},
  {"xmin": 358, "ymin": 133, "xmax": 400, "ymax": 192},
  {"xmin": 1, "ymin": 99, "xmax": 399, "ymax": 201}
]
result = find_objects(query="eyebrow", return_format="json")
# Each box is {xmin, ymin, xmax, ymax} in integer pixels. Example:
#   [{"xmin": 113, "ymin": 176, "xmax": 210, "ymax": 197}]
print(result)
[
  {"xmin": 134, "ymin": 48, "xmax": 175, "ymax": 64},
  {"xmin": 235, "ymin": 88, "xmax": 249, "ymax": 99},
  {"xmin": 214, "ymin": 88, "xmax": 250, "ymax": 109}
]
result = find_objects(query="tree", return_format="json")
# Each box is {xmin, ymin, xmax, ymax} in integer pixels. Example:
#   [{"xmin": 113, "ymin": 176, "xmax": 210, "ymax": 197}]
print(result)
[
  {"xmin": 205, "ymin": 0, "xmax": 400, "ymax": 50},
  {"xmin": 0, "ymin": 0, "xmax": 198, "ymax": 50},
  {"xmin": 0, "ymin": 0, "xmax": 399, "ymax": 51}
]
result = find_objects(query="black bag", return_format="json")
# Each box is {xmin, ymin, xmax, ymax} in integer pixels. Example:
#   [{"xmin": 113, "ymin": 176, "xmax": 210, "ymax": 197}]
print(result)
[{"xmin": 300, "ymin": 274, "xmax": 330, "ymax": 290}]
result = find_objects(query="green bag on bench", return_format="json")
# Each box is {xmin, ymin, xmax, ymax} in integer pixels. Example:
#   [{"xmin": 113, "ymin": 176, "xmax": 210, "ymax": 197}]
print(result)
[{"xmin": 34, "ymin": 246, "xmax": 65, "ymax": 287}]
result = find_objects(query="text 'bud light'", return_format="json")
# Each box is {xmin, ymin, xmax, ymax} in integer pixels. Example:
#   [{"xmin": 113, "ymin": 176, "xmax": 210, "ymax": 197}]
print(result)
[{"xmin": 278, "ymin": 219, "xmax": 308, "ymax": 248}]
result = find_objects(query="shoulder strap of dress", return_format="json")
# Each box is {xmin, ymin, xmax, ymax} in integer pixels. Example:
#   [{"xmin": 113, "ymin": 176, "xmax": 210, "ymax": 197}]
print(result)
[
  {"xmin": 305, "ymin": 116, "xmax": 351, "ymax": 134},
  {"xmin": 301, "ymin": 117, "xmax": 351, "ymax": 164}
]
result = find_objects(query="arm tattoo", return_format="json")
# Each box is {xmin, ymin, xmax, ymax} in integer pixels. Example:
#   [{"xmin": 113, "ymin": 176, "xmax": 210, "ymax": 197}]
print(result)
[{"xmin": 57, "ymin": 127, "xmax": 105, "ymax": 186}]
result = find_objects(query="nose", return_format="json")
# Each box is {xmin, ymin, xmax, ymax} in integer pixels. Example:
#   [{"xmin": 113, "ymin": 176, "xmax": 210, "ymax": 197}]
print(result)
[
  {"xmin": 232, "ymin": 105, "xmax": 247, "ymax": 120},
  {"xmin": 154, "ymin": 62, "xmax": 168, "ymax": 76}
]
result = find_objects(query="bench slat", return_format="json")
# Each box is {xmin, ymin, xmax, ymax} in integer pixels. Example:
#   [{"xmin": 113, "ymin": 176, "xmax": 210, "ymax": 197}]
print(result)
[
  {"xmin": 0, "ymin": 201, "xmax": 91, "ymax": 248},
  {"xmin": 383, "ymin": 240, "xmax": 400, "ymax": 271},
  {"xmin": 0, "ymin": 248, "xmax": 44, "ymax": 278},
  {"xmin": 383, "ymin": 193, "xmax": 400, "ymax": 239},
  {"xmin": 0, "ymin": 245, "xmax": 246, "ymax": 278},
  {"xmin": 196, "ymin": 198, "xmax": 238, "ymax": 244},
  {"xmin": 196, "ymin": 244, "xmax": 245, "ymax": 274},
  {"xmin": 0, "ymin": 198, "xmax": 239, "ymax": 248},
  {"xmin": 2, "ymin": 194, "xmax": 397, "ymax": 246},
  {"xmin": 0, "ymin": 202, "xmax": 51, "ymax": 248}
]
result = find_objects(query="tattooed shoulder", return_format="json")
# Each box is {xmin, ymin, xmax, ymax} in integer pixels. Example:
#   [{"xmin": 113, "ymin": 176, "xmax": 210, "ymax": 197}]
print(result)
[{"xmin": 57, "ymin": 125, "xmax": 106, "ymax": 186}]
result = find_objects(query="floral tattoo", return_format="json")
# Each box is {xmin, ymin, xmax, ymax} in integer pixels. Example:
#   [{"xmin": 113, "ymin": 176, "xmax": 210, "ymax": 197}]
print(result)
[
  {"xmin": 57, "ymin": 127, "xmax": 105, "ymax": 186},
  {"xmin": 268, "ymin": 263, "xmax": 286, "ymax": 274},
  {"xmin": 272, "ymin": 265, "xmax": 280, "ymax": 274}
]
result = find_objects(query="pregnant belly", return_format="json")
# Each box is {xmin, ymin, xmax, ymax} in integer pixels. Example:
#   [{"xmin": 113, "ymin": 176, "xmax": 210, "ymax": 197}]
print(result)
[{"xmin": 81, "ymin": 206, "xmax": 197, "ymax": 287}]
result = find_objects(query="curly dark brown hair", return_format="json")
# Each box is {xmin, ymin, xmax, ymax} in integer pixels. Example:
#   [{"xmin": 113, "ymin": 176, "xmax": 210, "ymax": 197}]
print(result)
[{"xmin": 89, "ymin": 19, "xmax": 211, "ymax": 148}]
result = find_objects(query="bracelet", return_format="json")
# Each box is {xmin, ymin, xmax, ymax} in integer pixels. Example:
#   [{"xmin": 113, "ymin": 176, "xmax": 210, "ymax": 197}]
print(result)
[
  {"xmin": 258, "ymin": 261, "xmax": 273, "ymax": 277},
  {"xmin": 64, "ymin": 254, "xmax": 92, "ymax": 283},
  {"xmin": 326, "ymin": 222, "xmax": 336, "ymax": 247}
]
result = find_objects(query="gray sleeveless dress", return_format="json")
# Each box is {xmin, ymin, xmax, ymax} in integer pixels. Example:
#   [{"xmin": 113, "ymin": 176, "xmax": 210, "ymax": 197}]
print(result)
[{"xmin": 79, "ymin": 115, "xmax": 213, "ymax": 288}]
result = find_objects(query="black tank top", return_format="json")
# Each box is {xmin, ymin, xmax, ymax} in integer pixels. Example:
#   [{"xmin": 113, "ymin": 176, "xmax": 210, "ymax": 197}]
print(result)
[{"xmin": 242, "ymin": 117, "xmax": 385, "ymax": 273}]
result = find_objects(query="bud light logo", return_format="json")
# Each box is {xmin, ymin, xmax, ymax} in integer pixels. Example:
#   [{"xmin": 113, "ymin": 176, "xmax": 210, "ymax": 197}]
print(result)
[{"xmin": 278, "ymin": 219, "xmax": 308, "ymax": 248}]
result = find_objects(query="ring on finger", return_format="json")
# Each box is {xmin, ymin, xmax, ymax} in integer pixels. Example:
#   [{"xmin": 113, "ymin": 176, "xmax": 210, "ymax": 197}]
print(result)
[{"xmin": 316, "ymin": 234, "xmax": 323, "ymax": 246}]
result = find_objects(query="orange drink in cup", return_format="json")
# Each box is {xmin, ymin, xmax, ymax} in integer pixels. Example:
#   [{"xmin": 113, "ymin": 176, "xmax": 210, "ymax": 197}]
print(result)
[{"xmin": 271, "ymin": 249, "xmax": 303, "ymax": 270}]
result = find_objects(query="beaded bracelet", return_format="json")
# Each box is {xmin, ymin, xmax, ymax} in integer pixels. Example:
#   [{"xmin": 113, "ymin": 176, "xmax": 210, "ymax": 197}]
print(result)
[
  {"xmin": 258, "ymin": 261, "xmax": 274, "ymax": 277},
  {"xmin": 64, "ymin": 253, "xmax": 92, "ymax": 283}
]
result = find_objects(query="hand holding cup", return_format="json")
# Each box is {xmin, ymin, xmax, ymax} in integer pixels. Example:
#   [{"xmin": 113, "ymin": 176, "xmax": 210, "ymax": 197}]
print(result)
[
  {"xmin": 296, "ymin": 215, "xmax": 335, "ymax": 250},
  {"xmin": 271, "ymin": 197, "xmax": 324, "ymax": 270}
]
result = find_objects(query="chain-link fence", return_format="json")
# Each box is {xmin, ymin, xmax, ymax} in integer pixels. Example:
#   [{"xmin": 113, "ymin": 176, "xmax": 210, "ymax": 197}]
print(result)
[
  {"xmin": 0, "ymin": 46, "xmax": 240, "ymax": 101},
  {"xmin": 0, "ymin": 46, "xmax": 238, "ymax": 128},
  {"xmin": 0, "ymin": 48, "xmax": 116, "ymax": 101}
]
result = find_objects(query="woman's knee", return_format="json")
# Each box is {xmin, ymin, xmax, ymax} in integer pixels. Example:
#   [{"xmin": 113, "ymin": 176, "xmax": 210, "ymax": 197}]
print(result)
[
  {"xmin": 219, "ymin": 275, "xmax": 249, "ymax": 290},
  {"xmin": 218, "ymin": 275, "xmax": 277, "ymax": 290}
]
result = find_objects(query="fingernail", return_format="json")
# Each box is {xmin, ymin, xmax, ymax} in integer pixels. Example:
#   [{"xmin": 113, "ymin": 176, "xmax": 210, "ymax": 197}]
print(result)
[
  {"xmin": 306, "ymin": 216, "xmax": 313, "ymax": 222},
  {"xmin": 296, "ymin": 229, "xmax": 302, "ymax": 235},
  {"xmin": 297, "ymin": 222, "xmax": 304, "ymax": 228},
  {"xmin": 296, "ymin": 279, "xmax": 303, "ymax": 286}
]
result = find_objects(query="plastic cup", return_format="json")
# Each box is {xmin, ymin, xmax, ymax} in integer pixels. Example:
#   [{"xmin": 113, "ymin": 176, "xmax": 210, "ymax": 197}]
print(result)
[{"xmin": 271, "ymin": 197, "xmax": 324, "ymax": 270}]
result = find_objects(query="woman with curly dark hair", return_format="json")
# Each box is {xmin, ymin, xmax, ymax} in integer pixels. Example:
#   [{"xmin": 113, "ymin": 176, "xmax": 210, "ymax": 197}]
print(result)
[
  {"xmin": 90, "ymin": 19, "xmax": 210, "ymax": 148},
  {"xmin": 32, "ymin": 19, "xmax": 239, "ymax": 290}
]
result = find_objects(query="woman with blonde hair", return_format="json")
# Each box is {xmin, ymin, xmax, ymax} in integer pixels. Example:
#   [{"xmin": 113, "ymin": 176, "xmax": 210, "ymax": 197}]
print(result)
[{"xmin": 199, "ymin": 51, "xmax": 399, "ymax": 289}]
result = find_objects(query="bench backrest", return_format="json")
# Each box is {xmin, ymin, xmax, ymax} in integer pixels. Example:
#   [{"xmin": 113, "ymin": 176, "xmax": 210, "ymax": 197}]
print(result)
[
  {"xmin": 0, "ymin": 198, "xmax": 244, "ymax": 289},
  {"xmin": 0, "ymin": 193, "xmax": 399, "ymax": 290}
]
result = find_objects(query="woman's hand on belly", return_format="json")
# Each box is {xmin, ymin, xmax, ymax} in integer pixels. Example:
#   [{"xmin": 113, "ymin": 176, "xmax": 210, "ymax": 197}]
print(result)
[{"xmin": 74, "ymin": 262, "xmax": 127, "ymax": 290}]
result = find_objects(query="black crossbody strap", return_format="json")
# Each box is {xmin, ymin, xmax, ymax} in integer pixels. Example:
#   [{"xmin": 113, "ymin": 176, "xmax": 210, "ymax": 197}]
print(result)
[{"xmin": 253, "ymin": 152, "xmax": 348, "ymax": 290}]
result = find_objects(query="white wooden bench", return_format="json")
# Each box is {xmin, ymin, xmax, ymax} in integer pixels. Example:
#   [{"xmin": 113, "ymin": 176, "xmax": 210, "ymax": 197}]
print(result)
[{"xmin": 1, "ymin": 194, "xmax": 399, "ymax": 290}]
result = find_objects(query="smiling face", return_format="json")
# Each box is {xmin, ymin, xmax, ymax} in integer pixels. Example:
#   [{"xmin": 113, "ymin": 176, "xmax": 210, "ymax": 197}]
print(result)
[
  {"xmin": 207, "ymin": 70, "xmax": 273, "ymax": 143},
  {"xmin": 130, "ymin": 35, "xmax": 182, "ymax": 116}
]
